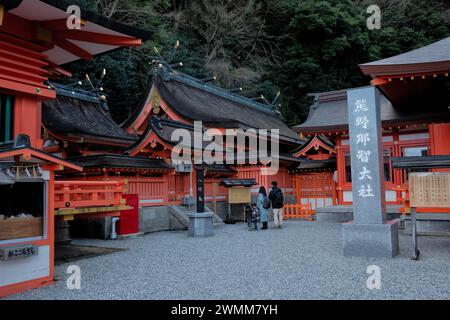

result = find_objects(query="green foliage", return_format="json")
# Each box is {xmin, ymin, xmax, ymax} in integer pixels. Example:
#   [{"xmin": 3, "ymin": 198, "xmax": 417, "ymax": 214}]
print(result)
[
  {"xmin": 66, "ymin": 0, "xmax": 449, "ymax": 125},
  {"xmin": 367, "ymin": 0, "xmax": 449, "ymax": 60},
  {"xmin": 270, "ymin": 0, "xmax": 372, "ymax": 123}
]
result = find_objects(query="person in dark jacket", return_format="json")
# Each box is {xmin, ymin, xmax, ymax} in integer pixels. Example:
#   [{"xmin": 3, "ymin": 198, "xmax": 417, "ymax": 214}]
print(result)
[
  {"xmin": 256, "ymin": 186, "xmax": 270, "ymax": 230},
  {"xmin": 268, "ymin": 181, "xmax": 284, "ymax": 228}
]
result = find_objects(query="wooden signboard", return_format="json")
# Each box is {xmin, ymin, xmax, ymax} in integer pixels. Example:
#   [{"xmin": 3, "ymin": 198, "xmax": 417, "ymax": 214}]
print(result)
[
  {"xmin": 228, "ymin": 187, "xmax": 251, "ymax": 204},
  {"xmin": 0, "ymin": 217, "xmax": 43, "ymax": 241},
  {"xmin": 409, "ymin": 172, "xmax": 450, "ymax": 208}
]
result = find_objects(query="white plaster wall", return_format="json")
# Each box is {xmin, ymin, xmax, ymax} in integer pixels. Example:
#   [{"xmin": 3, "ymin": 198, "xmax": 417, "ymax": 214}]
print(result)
[{"xmin": 0, "ymin": 245, "xmax": 50, "ymax": 287}]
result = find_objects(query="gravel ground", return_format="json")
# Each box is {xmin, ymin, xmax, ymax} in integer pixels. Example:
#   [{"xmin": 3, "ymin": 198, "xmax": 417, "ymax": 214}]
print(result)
[{"xmin": 4, "ymin": 221, "xmax": 450, "ymax": 300}]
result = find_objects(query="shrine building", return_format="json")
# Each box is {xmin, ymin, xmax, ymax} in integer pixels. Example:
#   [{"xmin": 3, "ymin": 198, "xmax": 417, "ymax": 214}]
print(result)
[{"xmin": 1, "ymin": 0, "xmax": 449, "ymax": 297}]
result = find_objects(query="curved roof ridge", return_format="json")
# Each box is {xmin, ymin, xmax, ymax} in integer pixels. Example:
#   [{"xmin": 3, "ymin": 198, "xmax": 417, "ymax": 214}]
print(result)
[
  {"xmin": 42, "ymin": 85, "xmax": 137, "ymax": 144},
  {"xmin": 293, "ymin": 86, "xmax": 450, "ymax": 133},
  {"xmin": 360, "ymin": 37, "xmax": 450, "ymax": 77},
  {"xmin": 157, "ymin": 67, "xmax": 278, "ymax": 115},
  {"xmin": 362, "ymin": 37, "xmax": 450, "ymax": 67}
]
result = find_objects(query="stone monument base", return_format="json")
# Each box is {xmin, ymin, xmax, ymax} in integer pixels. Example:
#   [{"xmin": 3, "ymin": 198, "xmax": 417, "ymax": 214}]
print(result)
[
  {"xmin": 342, "ymin": 219, "xmax": 400, "ymax": 257},
  {"xmin": 187, "ymin": 212, "xmax": 214, "ymax": 237}
]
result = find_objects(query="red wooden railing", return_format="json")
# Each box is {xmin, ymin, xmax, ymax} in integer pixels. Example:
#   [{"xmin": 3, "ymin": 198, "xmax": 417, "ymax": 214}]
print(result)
[
  {"xmin": 292, "ymin": 172, "xmax": 337, "ymax": 210},
  {"xmin": 54, "ymin": 180, "xmax": 125, "ymax": 209},
  {"xmin": 126, "ymin": 177, "xmax": 169, "ymax": 206},
  {"xmin": 282, "ymin": 203, "xmax": 313, "ymax": 221}
]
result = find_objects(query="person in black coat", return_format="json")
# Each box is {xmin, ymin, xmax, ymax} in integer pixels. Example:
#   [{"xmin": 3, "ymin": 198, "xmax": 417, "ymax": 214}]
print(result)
[{"xmin": 268, "ymin": 181, "xmax": 284, "ymax": 228}]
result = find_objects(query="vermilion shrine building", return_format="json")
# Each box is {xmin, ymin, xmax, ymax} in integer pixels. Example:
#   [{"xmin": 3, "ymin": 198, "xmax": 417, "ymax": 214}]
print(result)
[
  {"xmin": 292, "ymin": 86, "xmax": 450, "ymax": 208},
  {"xmin": 292, "ymin": 38, "xmax": 450, "ymax": 220},
  {"xmin": 0, "ymin": 0, "xmax": 152, "ymax": 297},
  {"xmin": 42, "ymin": 65, "xmax": 303, "ymax": 211}
]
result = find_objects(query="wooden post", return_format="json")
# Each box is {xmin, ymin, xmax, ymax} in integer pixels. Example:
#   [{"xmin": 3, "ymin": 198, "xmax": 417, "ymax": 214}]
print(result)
[
  {"xmin": 411, "ymin": 207, "xmax": 420, "ymax": 260},
  {"xmin": 213, "ymin": 182, "xmax": 218, "ymax": 215},
  {"xmin": 196, "ymin": 164, "xmax": 205, "ymax": 213},
  {"xmin": 4, "ymin": 95, "xmax": 12, "ymax": 141}
]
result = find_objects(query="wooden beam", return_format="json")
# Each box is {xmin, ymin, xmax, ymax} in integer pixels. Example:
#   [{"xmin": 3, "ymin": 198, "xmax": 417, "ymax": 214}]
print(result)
[
  {"xmin": 0, "ymin": 5, "xmax": 4, "ymax": 26},
  {"xmin": 370, "ymin": 77, "xmax": 389, "ymax": 86},
  {"xmin": 0, "ymin": 56, "xmax": 49, "ymax": 76},
  {"xmin": 54, "ymin": 37, "xmax": 93, "ymax": 60},
  {"xmin": 46, "ymin": 61, "xmax": 73, "ymax": 78},
  {"xmin": 0, "ymin": 148, "xmax": 82, "ymax": 171},
  {"xmin": 54, "ymin": 30, "xmax": 142, "ymax": 47},
  {"xmin": 392, "ymin": 155, "xmax": 450, "ymax": 169},
  {"xmin": 0, "ymin": 64, "xmax": 48, "ymax": 83},
  {"xmin": 0, "ymin": 78, "xmax": 55, "ymax": 99},
  {"xmin": 0, "ymin": 33, "xmax": 48, "ymax": 60},
  {"xmin": 55, "ymin": 205, "xmax": 131, "ymax": 216}
]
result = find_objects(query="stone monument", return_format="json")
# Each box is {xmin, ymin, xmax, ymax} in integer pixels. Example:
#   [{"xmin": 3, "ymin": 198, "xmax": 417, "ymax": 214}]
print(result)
[{"xmin": 342, "ymin": 86, "xmax": 399, "ymax": 257}]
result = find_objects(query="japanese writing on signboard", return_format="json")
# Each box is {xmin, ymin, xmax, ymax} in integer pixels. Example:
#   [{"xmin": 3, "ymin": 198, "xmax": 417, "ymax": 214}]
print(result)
[{"xmin": 0, "ymin": 245, "xmax": 39, "ymax": 261}]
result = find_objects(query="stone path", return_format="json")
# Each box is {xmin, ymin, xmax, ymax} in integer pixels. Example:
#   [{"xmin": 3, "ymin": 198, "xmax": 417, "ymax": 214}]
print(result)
[{"xmin": 5, "ymin": 221, "xmax": 450, "ymax": 300}]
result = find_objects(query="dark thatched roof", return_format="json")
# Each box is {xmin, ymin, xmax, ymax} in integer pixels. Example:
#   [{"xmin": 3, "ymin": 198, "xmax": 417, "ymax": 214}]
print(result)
[
  {"xmin": 68, "ymin": 154, "xmax": 172, "ymax": 170},
  {"xmin": 124, "ymin": 117, "xmax": 202, "ymax": 155},
  {"xmin": 125, "ymin": 117, "xmax": 301, "ymax": 166},
  {"xmin": 293, "ymin": 87, "xmax": 450, "ymax": 133},
  {"xmin": 153, "ymin": 75, "xmax": 301, "ymax": 143},
  {"xmin": 205, "ymin": 164, "xmax": 237, "ymax": 174},
  {"xmin": 295, "ymin": 158, "xmax": 336, "ymax": 171},
  {"xmin": 221, "ymin": 178, "xmax": 256, "ymax": 187},
  {"xmin": 123, "ymin": 67, "xmax": 303, "ymax": 146}
]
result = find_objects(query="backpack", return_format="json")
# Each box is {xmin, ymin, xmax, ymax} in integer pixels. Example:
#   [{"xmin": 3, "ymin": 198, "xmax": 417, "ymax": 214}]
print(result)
[
  {"xmin": 263, "ymin": 196, "xmax": 271, "ymax": 209},
  {"xmin": 273, "ymin": 188, "xmax": 284, "ymax": 207}
]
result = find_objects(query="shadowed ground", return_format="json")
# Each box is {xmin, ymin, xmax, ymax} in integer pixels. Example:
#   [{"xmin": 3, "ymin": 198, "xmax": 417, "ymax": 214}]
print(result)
[{"xmin": 5, "ymin": 221, "xmax": 450, "ymax": 300}]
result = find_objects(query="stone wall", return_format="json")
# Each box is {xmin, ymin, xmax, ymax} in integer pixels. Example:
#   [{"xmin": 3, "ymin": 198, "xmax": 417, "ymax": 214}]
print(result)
[
  {"xmin": 139, "ymin": 206, "xmax": 186, "ymax": 234},
  {"xmin": 69, "ymin": 206, "xmax": 186, "ymax": 240},
  {"xmin": 70, "ymin": 217, "xmax": 112, "ymax": 240}
]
